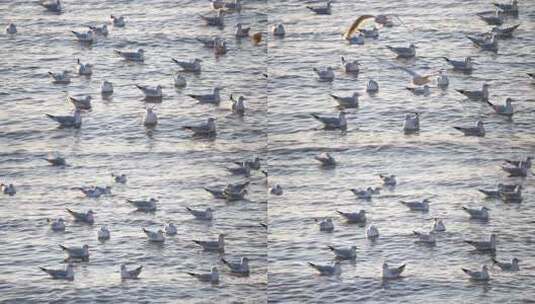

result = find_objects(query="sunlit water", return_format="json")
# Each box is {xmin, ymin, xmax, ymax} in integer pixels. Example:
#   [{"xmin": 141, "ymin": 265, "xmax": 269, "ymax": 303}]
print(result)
[
  {"xmin": 0, "ymin": 0, "xmax": 267, "ymax": 303},
  {"xmin": 267, "ymin": 0, "xmax": 535, "ymax": 303}
]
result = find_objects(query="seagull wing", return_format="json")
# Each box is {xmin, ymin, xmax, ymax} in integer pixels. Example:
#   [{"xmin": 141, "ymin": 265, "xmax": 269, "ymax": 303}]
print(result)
[{"xmin": 343, "ymin": 15, "xmax": 375, "ymax": 39}]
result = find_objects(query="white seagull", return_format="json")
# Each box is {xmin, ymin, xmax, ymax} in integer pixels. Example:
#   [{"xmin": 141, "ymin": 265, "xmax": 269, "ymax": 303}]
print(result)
[
  {"xmin": 462, "ymin": 265, "xmax": 490, "ymax": 281},
  {"xmin": 330, "ymin": 92, "xmax": 359, "ymax": 108},
  {"xmin": 313, "ymin": 67, "xmax": 335, "ymax": 82},
  {"xmin": 193, "ymin": 234, "xmax": 225, "ymax": 252},
  {"xmin": 182, "ymin": 118, "xmax": 217, "ymax": 136},
  {"xmin": 188, "ymin": 266, "xmax": 219, "ymax": 283},
  {"xmin": 222, "ymin": 257, "xmax": 250, "ymax": 275},
  {"xmin": 400, "ymin": 199, "xmax": 430, "ymax": 212},
  {"xmin": 6, "ymin": 23, "xmax": 17, "ymax": 35},
  {"xmin": 114, "ymin": 49, "xmax": 144, "ymax": 62},
  {"xmin": 453, "ymin": 120, "xmax": 485, "ymax": 137},
  {"xmin": 172, "ymin": 58, "xmax": 202, "ymax": 73},
  {"xmin": 110, "ymin": 15, "xmax": 125, "ymax": 27},
  {"xmin": 186, "ymin": 207, "xmax": 213, "ymax": 220},
  {"xmin": 327, "ymin": 245, "xmax": 356, "ymax": 260},
  {"xmin": 308, "ymin": 261, "xmax": 341, "ymax": 276},
  {"xmin": 315, "ymin": 152, "xmax": 336, "ymax": 167},
  {"xmin": 48, "ymin": 70, "xmax": 71, "ymax": 84},
  {"xmin": 403, "ymin": 112, "xmax": 420, "ymax": 133},
  {"xmin": 387, "ymin": 44, "xmax": 416, "ymax": 58},
  {"xmin": 316, "ymin": 218, "xmax": 334, "ymax": 232},
  {"xmin": 66, "ymin": 209, "xmax": 94, "ymax": 224},
  {"xmin": 121, "ymin": 264, "xmax": 143, "ymax": 280},
  {"xmin": 143, "ymin": 108, "xmax": 158, "ymax": 127},
  {"xmin": 337, "ymin": 210, "xmax": 367, "ymax": 223},
  {"xmin": 311, "ymin": 112, "xmax": 346, "ymax": 130},
  {"xmin": 128, "ymin": 198, "xmax": 158, "ymax": 212},
  {"xmin": 382, "ymin": 263, "xmax": 405, "ymax": 279},
  {"xmin": 187, "ymin": 87, "xmax": 222, "ymax": 104},
  {"xmin": 59, "ymin": 244, "xmax": 90, "ymax": 261},
  {"xmin": 143, "ymin": 228, "xmax": 165, "ymax": 242},
  {"xmin": 101, "ymin": 80, "xmax": 113, "ymax": 94},
  {"xmin": 98, "ymin": 226, "xmax": 110, "ymax": 240},
  {"xmin": 40, "ymin": 263, "xmax": 74, "ymax": 280},
  {"xmin": 465, "ymin": 234, "xmax": 496, "ymax": 252},
  {"xmin": 48, "ymin": 218, "xmax": 66, "ymax": 232},
  {"xmin": 463, "ymin": 206, "xmax": 490, "ymax": 220}
]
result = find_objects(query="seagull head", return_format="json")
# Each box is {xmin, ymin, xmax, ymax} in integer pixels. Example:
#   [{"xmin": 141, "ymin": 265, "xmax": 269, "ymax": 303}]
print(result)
[
  {"xmin": 83, "ymin": 244, "xmax": 89, "ymax": 250},
  {"xmin": 241, "ymin": 257, "xmax": 249, "ymax": 264},
  {"xmin": 87, "ymin": 210, "xmax": 94, "ymax": 215},
  {"xmin": 512, "ymin": 258, "xmax": 520, "ymax": 263}
]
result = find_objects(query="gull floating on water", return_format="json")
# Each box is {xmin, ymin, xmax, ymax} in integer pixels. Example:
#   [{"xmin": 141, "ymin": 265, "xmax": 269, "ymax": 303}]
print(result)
[
  {"xmin": 366, "ymin": 225, "xmax": 379, "ymax": 239},
  {"xmin": 379, "ymin": 174, "xmax": 396, "ymax": 186},
  {"xmin": 214, "ymin": 37, "xmax": 228, "ymax": 55},
  {"xmin": 308, "ymin": 261, "xmax": 341, "ymax": 276},
  {"xmin": 121, "ymin": 264, "xmax": 142, "ymax": 279},
  {"xmin": 98, "ymin": 226, "xmax": 110, "ymax": 240},
  {"xmin": 492, "ymin": 257, "xmax": 520, "ymax": 271},
  {"xmin": 465, "ymin": 233, "xmax": 496, "ymax": 252},
  {"xmin": 183, "ymin": 118, "xmax": 217, "ymax": 137},
  {"xmin": 413, "ymin": 230, "xmax": 436, "ymax": 245},
  {"xmin": 48, "ymin": 70, "xmax": 71, "ymax": 84},
  {"xmin": 235, "ymin": 23, "xmax": 250, "ymax": 37},
  {"xmin": 76, "ymin": 59, "xmax": 92, "ymax": 76},
  {"xmin": 172, "ymin": 58, "xmax": 202, "ymax": 73},
  {"xmin": 453, "ymin": 120, "xmax": 485, "ymax": 137},
  {"xmin": 48, "ymin": 218, "xmax": 65, "ymax": 231},
  {"xmin": 45, "ymin": 154, "xmax": 66, "ymax": 166},
  {"xmin": 222, "ymin": 257, "xmax": 250, "ymax": 275},
  {"xmin": 128, "ymin": 198, "xmax": 158, "ymax": 212},
  {"xmin": 6, "ymin": 23, "xmax": 17, "ymax": 35},
  {"xmin": 165, "ymin": 223, "xmax": 177, "ymax": 235},
  {"xmin": 456, "ymin": 83, "xmax": 490, "ymax": 101},
  {"xmin": 383, "ymin": 263, "xmax": 405, "ymax": 279},
  {"xmin": 462, "ymin": 265, "xmax": 490, "ymax": 281},
  {"xmin": 502, "ymin": 162, "xmax": 529, "ymax": 177},
  {"xmin": 367, "ymin": 80, "xmax": 379, "ymax": 93},
  {"xmin": 341, "ymin": 57, "xmax": 360, "ymax": 74},
  {"xmin": 479, "ymin": 183, "xmax": 518, "ymax": 198},
  {"xmin": 406, "ymin": 85, "xmax": 430, "ymax": 96},
  {"xmin": 316, "ymin": 218, "xmax": 334, "ymax": 232},
  {"xmin": 1, "ymin": 183, "xmax": 16, "ymax": 196},
  {"xmin": 212, "ymin": 0, "xmax": 242, "ymax": 12},
  {"xmin": 193, "ymin": 234, "xmax": 225, "ymax": 252},
  {"xmin": 315, "ymin": 152, "xmax": 336, "ymax": 167},
  {"xmin": 69, "ymin": 95, "xmax": 92, "ymax": 110},
  {"xmin": 403, "ymin": 112, "xmax": 420, "ymax": 133},
  {"xmin": 101, "ymin": 80, "xmax": 113, "ymax": 94},
  {"xmin": 270, "ymin": 184, "xmax": 283, "ymax": 195},
  {"xmin": 66, "ymin": 209, "xmax": 94, "ymax": 224},
  {"xmin": 337, "ymin": 210, "xmax": 367, "ymax": 224},
  {"xmin": 487, "ymin": 98, "xmax": 514, "ymax": 116},
  {"xmin": 40, "ymin": 0, "xmax": 62, "ymax": 12},
  {"xmin": 227, "ymin": 162, "xmax": 251, "ymax": 176},
  {"xmin": 60, "ymin": 244, "xmax": 89, "ymax": 261},
  {"xmin": 467, "ymin": 33, "xmax": 498, "ymax": 52},
  {"xmin": 187, "ymin": 207, "xmax": 214, "ymax": 220},
  {"xmin": 437, "ymin": 70, "xmax": 449, "ymax": 88},
  {"xmin": 350, "ymin": 188, "xmax": 377, "ymax": 200},
  {"xmin": 330, "ymin": 92, "xmax": 359, "ymax": 108},
  {"xmin": 188, "ymin": 266, "xmax": 219, "ymax": 283},
  {"xmin": 110, "ymin": 15, "xmax": 125, "ymax": 27},
  {"xmin": 491, "ymin": 24, "xmax": 520, "ymax": 38},
  {"xmin": 387, "ymin": 44, "xmax": 416, "ymax": 58},
  {"xmin": 71, "ymin": 30, "xmax": 94, "ymax": 43},
  {"xmin": 174, "ymin": 73, "xmax": 187, "ymax": 88},
  {"xmin": 88, "ymin": 24, "xmax": 108, "ymax": 36},
  {"xmin": 400, "ymin": 199, "xmax": 430, "ymax": 212},
  {"xmin": 230, "ymin": 94, "xmax": 246, "ymax": 115},
  {"xmin": 201, "ymin": 10, "xmax": 224, "ymax": 27},
  {"xmin": 311, "ymin": 112, "xmax": 346, "ymax": 130},
  {"xmin": 313, "ymin": 67, "xmax": 335, "ymax": 82},
  {"xmin": 306, "ymin": 1, "xmax": 332, "ymax": 15},
  {"xmin": 272, "ymin": 24, "xmax": 285, "ymax": 37},
  {"xmin": 443, "ymin": 57, "xmax": 474, "ymax": 72},
  {"xmin": 136, "ymin": 84, "xmax": 163, "ymax": 100},
  {"xmin": 73, "ymin": 186, "xmax": 111, "ymax": 198},
  {"xmin": 432, "ymin": 218, "xmax": 446, "ymax": 232},
  {"xmin": 111, "ymin": 173, "xmax": 127, "ymax": 184},
  {"xmin": 328, "ymin": 245, "xmax": 356, "ymax": 260},
  {"xmin": 143, "ymin": 228, "xmax": 165, "ymax": 242},
  {"xmin": 40, "ymin": 263, "xmax": 74, "ymax": 280},
  {"xmin": 188, "ymin": 87, "xmax": 222, "ymax": 104},
  {"xmin": 499, "ymin": 185, "xmax": 523, "ymax": 203},
  {"xmin": 114, "ymin": 49, "xmax": 144, "ymax": 62},
  {"xmin": 143, "ymin": 108, "xmax": 158, "ymax": 127}
]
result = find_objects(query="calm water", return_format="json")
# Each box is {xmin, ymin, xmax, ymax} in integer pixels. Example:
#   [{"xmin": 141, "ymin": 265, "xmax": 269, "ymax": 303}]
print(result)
[
  {"xmin": 0, "ymin": 0, "xmax": 267, "ymax": 303},
  {"xmin": 267, "ymin": 0, "xmax": 535, "ymax": 303}
]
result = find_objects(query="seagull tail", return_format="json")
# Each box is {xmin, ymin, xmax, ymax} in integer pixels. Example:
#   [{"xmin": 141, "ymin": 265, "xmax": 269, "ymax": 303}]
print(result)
[
  {"xmin": 142, "ymin": 228, "xmax": 149, "ymax": 234},
  {"xmin": 335, "ymin": 210, "xmax": 344, "ymax": 215},
  {"xmin": 45, "ymin": 114, "xmax": 57, "ymax": 121},
  {"xmin": 39, "ymin": 267, "xmax": 48, "ymax": 273},
  {"xmin": 171, "ymin": 58, "xmax": 180, "ymax": 64},
  {"xmin": 453, "ymin": 127, "xmax": 463, "ymax": 132},
  {"xmin": 59, "ymin": 244, "xmax": 68, "ymax": 251},
  {"xmin": 192, "ymin": 240, "xmax": 201, "ymax": 245},
  {"xmin": 491, "ymin": 258, "xmax": 499, "ymax": 264},
  {"xmin": 135, "ymin": 84, "xmax": 144, "ymax": 90},
  {"xmin": 461, "ymin": 268, "xmax": 470, "ymax": 274},
  {"xmin": 307, "ymin": 262, "xmax": 317, "ymax": 268},
  {"xmin": 186, "ymin": 272, "xmax": 197, "ymax": 277},
  {"xmin": 486, "ymin": 101, "xmax": 494, "ymax": 107},
  {"xmin": 66, "ymin": 208, "xmax": 74, "ymax": 215},
  {"xmin": 310, "ymin": 114, "xmax": 320, "ymax": 120},
  {"xmin": 329, "ymin": 94, "xmax": 339, "ymax": 100},
  {"xmin": 186, "ymin": 207, "xmax": 192, "ymax": 212},
  {"xmin": 327, "ymin": 246, "xmax": 335, "ymax": 251},
  {"xmin": 221, "ymin": 258, "xmax": 230, "ymax": 266},
  {"xmin": 441, "ymin": 57, "xmax": 450, "ymax": 62}
]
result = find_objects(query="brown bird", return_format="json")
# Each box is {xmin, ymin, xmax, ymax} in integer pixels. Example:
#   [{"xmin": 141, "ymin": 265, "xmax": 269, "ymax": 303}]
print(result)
[{"xmin": 252, "ymin": 32, "xmax": 262, "ymax": 45}]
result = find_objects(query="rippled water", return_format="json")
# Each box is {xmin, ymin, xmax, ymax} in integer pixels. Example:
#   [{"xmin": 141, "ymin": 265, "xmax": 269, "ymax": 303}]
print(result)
[
  {"xmin": 267, "ymin": 0, "xmax": 535, "ymax": 303},
  {"xmin": 1, "ymin": 0, "xmax": 267, "ymax": 303}
]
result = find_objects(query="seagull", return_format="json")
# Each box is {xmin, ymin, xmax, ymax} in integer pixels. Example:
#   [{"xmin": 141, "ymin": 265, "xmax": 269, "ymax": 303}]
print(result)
[
  {"xmin": 316, "ymin": 218, "xmax": 334, "ymax": 232},
  {"xmin": 143, "ymin": 228, "xmax": 165, "ymax": 242},
  {"xmin": 204, "ymin": 187, "xmax": 226, "ymax": 199},
  {"xmin": 367, "ymin": 80, "xmax": 379, "ymax": 93},
  {"xmin": 66, "ymin": 209, "xmax": 94, "ymax": 224},
  {"xmin": 173, "ymin": 73, "xmax": 187, "ymax": 88},
  {"xmin": 40, "ymin": 263, "xmax": 74, "ymax": 280},
  {"xmin": 366, "ymin": 225, "xmax": 379, "ymax": 239},
  {"xmin": 101, "ymin": 80, "xmax": 113, "ymax": 94},
  {"xmin": 136, "ymin": 84, "xmax": 163, "ymax": 100},
  {"xmin": 400, "ymin": 199, "xmax": 430, "ymax": 212},
  {"xmin": 269, "ymin": 185, "xmax": 283, "ymax": 195},
  {"xmin": 46, "ymin": 109, "xmax": 81, "ymax": 128},
  {"xmin": 143, "ymin": 108, "xmax": 158, "ymax": 127},
  {"xmin": 48, "ymin": 218, "xmax": 65, "ymax": 231},
  {"xmin": 73, "ymin": 186, "xmax": 110, "ymax": 198},
  {"xmin": 272, "ymin": 24, "xmax": 285, "ymax": 37},
  {"xmin": 214, "ymin": 37, "xmax": 228, "ymax": 55},
  {"xmin": 350, "ymin": 188, "xmax": 374, "ymax": 200},
  {"xmin": 128, "ymin": 198, "xmax": 158, "ymax": 212},
  {"xmin": 432, "ymin": 218, "xmax": 446, "ymax": 232},
  {"xmin": 437, "ymin": 70, "xmax": 449, "ymax": 88},
  {"xmin": 197, "ymin": 37, "xmax": 217, "ymax": 48},
  {"xmin": 230, "ymin": 94, "xmax": 246, "ymax": 115},
  {"xmin": 492, "ymin": 257, "xmax": 520, "ymax": 271},
  {"xmin": 182, "ymin": 118, "xmax": 217, "ymax": 137},
  {"xmin": 337, "ymin": 210, "xmax": 367, "ymax": 223},
  {"xmin": 308, "ymin": 261, "xmax": 341, "ymax": 276},
  {"xmin": 330, "ymin": 92, "xmax": 359, "ymax": 108},
  {"xmin": 59, "ymin": 244, "xmax": 90, "ymax": 261},
  {"xmin": 172, "ymin": 58, "xmax": 202, "ymax": 73},
  {"xmin": 188, "ymin": 266, "xmax": 219, "ymax": 283},
  {"xmin": 502, "ymin": 161, "xmax": 529, "ymax": 177},
  {"xmin": 494, "ymin": 0, "xmax": 518, "ymax": 14},
  {"xmin": 200, "ymin": 9, "xmax": 224, "ymax": 27},
  {"xmin": 69, "ymin": 95, "xmax": 92, "ymax": 110},
  {"xmin": 186, "ymin": 207, "xmax": 213, "ymax": 220},
  {"xmin": 313, "ymin": 67, "xmax": 335, "ymax": 82},
  {"xmin": 48, "ymin": 71, "xmax": 71, "ymax": 84},
  {"xmin": 386, "ymin": 44, "xmax": 416, "ymax": 58},
  {"xmin": 222, "ymin": 257, "xmax": 250, "ymax": 275},
  {"xmin": 223, "ymin": 188, "xmax": 248, "ymax": 202},
  {"xmin": 341, "ymin": 57, "xmax": 360, "ymax": 74},
  {"xmin": 398, "ymin": 67, "xmax": 434, "ymax": 86},
  {"xmin": 467, "ymin": 33, "xmax": 498, "ymax": 52},
  {"xmin": 193, "ymin": 234, "xmax": 225, "ymax": 252},
  {"xmin": 235, "ymin": 23, "xmax": 250, "ymax": 37},
  {"xmin": 477, "ymin": 13, "xmax": 504, "ymax": 26},
  {"xmin": 225, "ymin": 181, "xmax": 250, "ymax": 193},
  {"xmin": 165, "ymin": 223, "xmax": 177, "ymax": 235},
  {"xmin": 187, "ymin": 87, "xmax": 222, "ymax": 104},
  {"xmin": 111, "ymin": 173, "xmax": 127, "ymax": 184},
  {"xmin": 98, "ymin": 226, "xmax": 110, "ymax": 240},
  {"xmin": 311, "ymin": 112, "xmax": 346, "ymax": 130},
  {"xmin": 453, "ymin": 120, "xmax": 485, "ymax": 137},
  {"xmin": 314, "ymin": 153, "xmax": 336, "ymax": 168},
  {"xmin": 487, "ymin": 98, "xmax": 514, "ymax": 116},
  {"xmin": 382, "ymin": 263, "xmax": 405, "ymax": 279},
  {"xmin": 403, "ymin": 112, "xmax": 420, "ymax": 133},
  {"xmin": 499, "ymin": 185, "xmax": 523, "ymax": 203},
  {"xmin": 215, "ymin": 0, "xmax": 242, "ymax": 12},
  {"xmin": 306, "ymin": 1, "xmax": 332, "ymax": 15},
  {"xmin": 40, "ymin": 0, "xmax": 62, "ymax": 12},
  {"xmin": 359, "ymin": 27, "xmax": 379, "ymax": 38},
  {"xmin": 443, "ymin": 57, "xmax": 474, "ymax": 72},
  {"xmin": 76, "ymin": 59, "xmax": 92, "ymax": 76},
  {"xmin": 114, "ymin": 49, "xmax": 144, "ymax": 62},
  {"xmin": 413, "ymin": 231, "xmax": 436, "ymax": 245},
  {"xmin": 228, "ymin": 163, "xmax": 252, "ymax": 177},
  {"xmin": 478, "ymin": 184, "xmax": 517, "ymax": 198},
  {"xmin": 88, "ymin": 24, "xmax": 108, "ymax": 36},
  {"xmin": 235, "ymin": 157, "xmax": 262, "ymax": 170},
  {"xmin": 406, "ymin": 85, "xmax": 430, "ymax": 96},
  {"xmin": 121, "ymin": 264, "xmax": 143, "ymax": 280},
  {"xmin": 327, "ymin": 245, "xmax": 356, "ymax": 260},
  {"xmin": 465, "ymin": 234, "xmax": 496, "ymax": 252},
  {"xmin": 456, "ymin": 84, "xmax": 490, "ymax": 101},
  {"xmin": 71, "ymin": 30, "xmax": 94, "ymax": 43},
  {"xmin": 462, "ymin": 265, "xmax": 490, "ymax": 281},
  {"xmin": 1, "ymin": 183, "xmax": 16, "ymax": 196},
  {"xmin": 6, "ymin": 23, "xmax": 17, "ymax": 35},
  {"xmin": 379, "ymin": 174, "xmax": 396, "ymax": 186},
  {"xmin": 110, "ymin": 15, "xmax": 125, "ymax": 27},
  {"xmin": 491, "ymin": 24, "xmax": 520, "ymax": 38}
]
